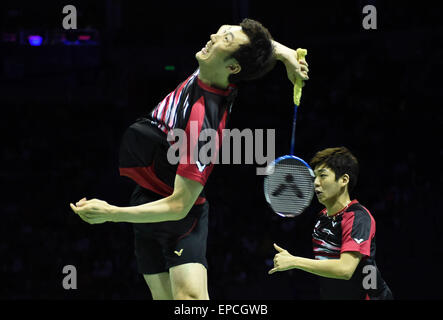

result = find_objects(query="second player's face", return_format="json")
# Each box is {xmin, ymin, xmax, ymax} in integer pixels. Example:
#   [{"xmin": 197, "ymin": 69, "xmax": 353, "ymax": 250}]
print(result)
[
  {"xmin": 195, "ymin": 25, "xmax": 249, "ymax": 71},
  {"xmin": 313, "ymin": 165, "xmax": 343, "ymax": 206}
]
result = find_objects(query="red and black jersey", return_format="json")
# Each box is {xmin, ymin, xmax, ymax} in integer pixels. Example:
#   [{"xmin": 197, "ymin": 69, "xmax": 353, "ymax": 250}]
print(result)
[
  {"xmin": 312, "ymin": 200, "xmax": 393, "ymax": 300},
  {"xmin": 119, "ymin": 69, "xmax": 237, "ymax": 204}
]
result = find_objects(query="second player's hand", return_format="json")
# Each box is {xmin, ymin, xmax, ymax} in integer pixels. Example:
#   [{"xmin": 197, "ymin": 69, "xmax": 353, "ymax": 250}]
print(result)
[
  {"xmin": 268, "ymin": 243, "xmax": 297, "ymax": 274},
  {"xmin": 70, "ymin": 197, "xmax": 115, "ymax": 224}
]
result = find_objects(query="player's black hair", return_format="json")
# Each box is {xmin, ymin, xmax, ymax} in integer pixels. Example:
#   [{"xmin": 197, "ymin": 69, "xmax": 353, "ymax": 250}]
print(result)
[
  {"xmin": 227, "ymin": 18, "xmax": 276, "ymax": 84},
  {"xmin": 310, "ymin": 147, "xmax": 359, "ymax": 193}
]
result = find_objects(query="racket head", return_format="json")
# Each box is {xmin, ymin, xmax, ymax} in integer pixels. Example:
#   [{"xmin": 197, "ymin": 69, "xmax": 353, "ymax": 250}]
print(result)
[{"xmin": 264, "ymin": 155, "xmax": 315, "ymax": 218}]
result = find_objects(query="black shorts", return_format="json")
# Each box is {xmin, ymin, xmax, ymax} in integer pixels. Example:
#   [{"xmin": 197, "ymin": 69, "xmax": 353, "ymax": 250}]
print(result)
[{"xmin": 130, "ymin": 185, "xmax": 209, "ymax": 275}]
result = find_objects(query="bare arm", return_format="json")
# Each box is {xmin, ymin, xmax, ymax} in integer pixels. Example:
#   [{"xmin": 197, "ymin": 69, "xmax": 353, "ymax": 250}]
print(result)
[
  {"xmin": 272, "ymin": 40, "xmax": 309, "ymax": 84},
  {"xmin": 269, "ymin": 244, "xmax": 362, "ymax": 280},
  {"xmin": 289, "ymin": 252, "xmax": 362, "ymax": 280},
  {"xmin": 272, "ymin": 40, "xmax": 295, "ymax": 63},
  {"xmin": 111, "ymin": 175, "xmax": 203, "ymax": 223},
  {"xmin": 71, "ymin": 174, "xmax": 203, "ymax": 224}
]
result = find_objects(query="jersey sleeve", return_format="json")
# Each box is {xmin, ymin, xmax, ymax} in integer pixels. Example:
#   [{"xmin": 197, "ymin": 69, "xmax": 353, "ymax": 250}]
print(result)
[
  {"xmin": 176, "ymin": 96, "xmax": 228, "ymax": 186},
  {"xmin": 340, "ymin": 209, "xmax": 375, "ymax": 257}
]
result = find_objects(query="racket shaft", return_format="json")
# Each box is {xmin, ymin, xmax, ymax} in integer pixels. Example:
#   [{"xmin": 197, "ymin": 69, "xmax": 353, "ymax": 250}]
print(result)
[{"xmin": 290, "ymin": 104, "xmax": 298, "ymax": 155}]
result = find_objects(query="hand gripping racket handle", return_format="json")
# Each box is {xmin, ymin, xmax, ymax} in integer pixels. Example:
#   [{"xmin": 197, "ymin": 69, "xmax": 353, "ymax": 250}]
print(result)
[
  {"xmin": 293, "ymin": 48, "xmax": 307, "ymax": 106},
  {"xmin": 290, "ymin": 48, "xmax": 308, "ymax": 155}
]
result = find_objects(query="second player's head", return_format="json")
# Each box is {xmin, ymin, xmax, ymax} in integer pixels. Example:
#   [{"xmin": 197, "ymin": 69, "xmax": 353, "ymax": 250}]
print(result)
[
  {"xmin": 310, "ymin": 147, "xmax": 359, "ymax": 206},
  {"xmin": 195, "ymin": 18, "xmax": 276, "ymax": 85}
]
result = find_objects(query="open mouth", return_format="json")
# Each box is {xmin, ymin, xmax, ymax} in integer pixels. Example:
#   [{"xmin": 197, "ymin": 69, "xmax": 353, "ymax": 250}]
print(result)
[{"xmin": 202, "ymin": 41, "xmax": 212, "ymax": 54}]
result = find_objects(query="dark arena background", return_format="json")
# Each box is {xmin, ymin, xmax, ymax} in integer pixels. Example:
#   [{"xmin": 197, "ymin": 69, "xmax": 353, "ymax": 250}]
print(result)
[{"xmin": 1, "ymin": 0, "xmax": 442, "ymax": 302}]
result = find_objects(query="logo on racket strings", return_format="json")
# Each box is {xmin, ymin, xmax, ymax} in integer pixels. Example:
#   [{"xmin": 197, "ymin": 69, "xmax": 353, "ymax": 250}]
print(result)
[{"xmin": 271, "ymin": 174, "xmax": 304, "ymax": 199}]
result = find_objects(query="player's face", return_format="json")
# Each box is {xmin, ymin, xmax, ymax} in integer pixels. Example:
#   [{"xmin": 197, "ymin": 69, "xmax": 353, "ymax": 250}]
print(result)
[
  {"xmin": 313, "ymin": 165, "xmax": 344, "ymax": 206},
  {"xmin": 195, "ymin": 25, "xmax": 250, "ymax": 73}
]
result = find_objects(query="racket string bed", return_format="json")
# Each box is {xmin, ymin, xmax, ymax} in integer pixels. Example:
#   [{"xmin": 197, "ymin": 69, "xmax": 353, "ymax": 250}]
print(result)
[{"xmin": 264, "ymin": 157, "xmax": 314, "ymax": 217}]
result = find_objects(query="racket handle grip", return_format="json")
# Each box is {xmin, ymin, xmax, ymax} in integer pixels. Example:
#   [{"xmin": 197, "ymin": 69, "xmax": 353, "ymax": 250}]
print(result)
[{"xmin": 293, "ymin": 48, "xmax": 308, "ymax": 106}]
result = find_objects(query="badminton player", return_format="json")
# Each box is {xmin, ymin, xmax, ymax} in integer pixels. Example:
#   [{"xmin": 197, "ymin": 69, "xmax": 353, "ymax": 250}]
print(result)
[
  {"xmin": 70, "ymin": 18, "xmax": 309, "ymax": 300},
  {"xmin": 269, "ymin": 147, "xmax": 393, "ymax": 300}
]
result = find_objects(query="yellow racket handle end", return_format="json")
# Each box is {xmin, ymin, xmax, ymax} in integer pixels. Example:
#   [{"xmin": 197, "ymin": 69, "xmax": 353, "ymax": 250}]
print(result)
[{"xmin": 293, "ymin": 48, "xmax": 307, "ymax": 106}]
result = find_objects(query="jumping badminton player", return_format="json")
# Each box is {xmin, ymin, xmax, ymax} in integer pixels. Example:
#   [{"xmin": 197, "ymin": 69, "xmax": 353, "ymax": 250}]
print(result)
[
  {"xmin": 70, "ymin": 19, "xmax": 309, "ymax": 300},
  {"xmin": 269, "ymin": 147, "xmax": 393, "ymax": 300}
]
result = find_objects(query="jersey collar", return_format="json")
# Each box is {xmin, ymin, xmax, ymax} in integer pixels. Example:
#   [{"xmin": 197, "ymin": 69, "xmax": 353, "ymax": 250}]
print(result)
[
  {"xmin": 323, "ymin": 199, "xmax": 359, "ymax": 218},
  {"xmin": 197, "ymin": 77, "xmax": 237, "ymax": 96}
]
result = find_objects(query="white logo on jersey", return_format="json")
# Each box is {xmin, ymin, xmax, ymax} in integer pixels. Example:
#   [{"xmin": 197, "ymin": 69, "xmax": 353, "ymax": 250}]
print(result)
[
  {"xmin": 354, "ymin": 238, "xmax": 365, "ymax": 244},
  {"xmin": 322, "ymin": 228, "xmax": 334, "ymax": 236},
  {"xmin": 196, "ymin": 160, "xmax": 207, "ymax": 173},
  {"xmin": 332, "ymin": 221, "xmax": 338, "ymax": 227}
]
